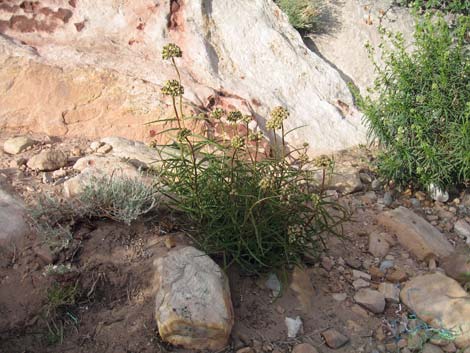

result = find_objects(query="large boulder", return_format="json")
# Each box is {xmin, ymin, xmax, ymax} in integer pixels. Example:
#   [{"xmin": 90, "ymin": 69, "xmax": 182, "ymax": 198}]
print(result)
[
  {"xmin": 400, "ymin": 273, "xmax": 470, "ymax": 349},
  {"xmin": 153, "ymin": 246, "xmax": 234, "ymax": 350},
  {"xmin": 0, "ymin": 0, "xmax": 366, "ymax": 155}
]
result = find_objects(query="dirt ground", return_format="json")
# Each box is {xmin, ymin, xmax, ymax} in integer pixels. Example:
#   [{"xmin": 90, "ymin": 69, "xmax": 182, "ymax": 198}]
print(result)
[{"xmin": 0, "ymin": 133, "xmax": 468, "ymax": 353}]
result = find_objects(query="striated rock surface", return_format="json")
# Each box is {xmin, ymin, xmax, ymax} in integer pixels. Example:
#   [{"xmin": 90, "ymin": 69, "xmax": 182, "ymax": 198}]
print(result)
[
  {"xmin": 153, "ymin": 246, "xmax": 234, "ymax": 350},
  {"xmin": 400, "ymin": 273, "xmax": 470, "ymax": 348},
  {"xmin": 0, "ymin": 0, "xmax": 366, "ymax": 155}
]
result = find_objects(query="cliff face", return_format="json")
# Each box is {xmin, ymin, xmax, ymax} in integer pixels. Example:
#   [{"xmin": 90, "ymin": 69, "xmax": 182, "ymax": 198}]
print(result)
[{"xmin": 0, "ymin": 0, "xmax": 367, "ymax": 154}]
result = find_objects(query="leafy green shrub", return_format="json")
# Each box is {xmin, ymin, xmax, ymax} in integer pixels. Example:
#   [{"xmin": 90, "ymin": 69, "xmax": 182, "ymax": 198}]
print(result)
[
  {"xmin": 152, "ymin": 44, "xmax": 348, "ymax": 274},
  {"xmin": 394, "ymin": 0, "xmax": 470, "ymax": 15},
  {"xmin": 29, "ymin": 176, "xmax": 159, "ymax": 250},
  {"xmin": 356, "ymin": 14, "xmax": 470, "ymax": 189},
  {"xmin": 275, "ymin": 0, "xmax": 325, "ymax": 32}
]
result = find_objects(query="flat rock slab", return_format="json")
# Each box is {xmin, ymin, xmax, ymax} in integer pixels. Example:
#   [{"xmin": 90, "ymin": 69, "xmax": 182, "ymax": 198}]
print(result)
[
  {"xmin": 400, "ymin": 273, "xmax": 470, "ymax": 348},
  {"xmin": 154, "ymin": 246, "xmax": 234, "ymax": 350},
  {"xmin": 377, "ymin": 206, "xmax": 453, "ymax": 260}
]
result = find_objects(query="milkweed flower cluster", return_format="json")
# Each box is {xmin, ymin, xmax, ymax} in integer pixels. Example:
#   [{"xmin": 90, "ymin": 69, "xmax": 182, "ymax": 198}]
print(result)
[
  {"xmin": 231, "ymin": 136, "xmax": 245, "ymax": 149},
  {"xmin": 211, "ymin": 108, "xmax": 226, "ymax": 120},
  {"xmin": 162, "ymin": 43, "xmax": 182, "ymax": 60},
  {"xmin": 227, "ymin": 110, "xmax": 243, "ymax": 123},
  {"xmin": 161, "ymin": 80, "xmax": 184, "ymax": 97},
  {"xmin": 266, "ymin": 106, "xmax": 289, "ymax": 130}
]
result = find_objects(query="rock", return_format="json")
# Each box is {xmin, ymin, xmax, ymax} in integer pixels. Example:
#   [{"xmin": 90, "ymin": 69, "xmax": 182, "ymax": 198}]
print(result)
[
  {"xmin": 0, "ymin": 183, "xmax": 29, "ymax": 250},
  {"xmin": 329, "ymin": 170, "xmax": 363, "ymax": 194},
  {"xmin": 27, "ymin": 150, "xmax": 68, "ymax": 171},
  {"xmin": 100, "ymin": 137, "xmax": 160, "ymax": 168},
  {"xmin": 377, "ymin": 207, "xmax": 454, "ymax": 260},
  {"xmin": 265, "ymin": 273, "xmax": 281, "ymax": 297},
  {"xmin": 352, "ymin": 270, "xmax": 371, "ymax": 281},
  {"xmin": 90, "ymin": 141, "xmax": 103, "ymax": 151},
  {"xmin": 42, "ymin": 172, "xmax": 53, "ymax": 184},
  {"xmin": 64, "ymin": 155, "xmax": 148, "ymax": 198},
  {"xmin": 0, "ymin": 1, "xmax": 366, "ymax": 155},
  {"xmin": 321, "ymin": 256, "xmax": 334, "ymax": 271},
  {"xmin": 290, "ymin": 267, "xmax": 315, "ymax": 313},
  {"xmin": 292, "ymin": 343, "xmax": 318, "ymax": 353},
  {"xmin": 310, "ymin": 0, "xmax": 415, "ymax": 96},
  {"xmin": 236, "ymin": 348, "xmax": 254, "ymax": 353},
  {"xmin": 52, "ymin": 169, "xmax": 67, "ymax": 179},
  {"xmin": 429, "ymin": 183, "xmax": 449, "ymax": 203},
  {"xmin": 383, "ymin": 192, "xmax": 393, "ymax": 207},
  {"xmin": 154, "ymin": 246, "xmax": 233, "ymax": 350},
  {"xmin": 3, "ymin": 136, "xmax": 36, "ymax": 155},
  {"xmin": 442, "ymin": 342, "xmax": 457, "ymax": 353},
  {"xmin": 359, "ymin": 173, "xmax": 372, "ymax": 184},
  {"xmin": 285, "ymin": 316, "xmax": 303, "ymax": 338},
  {"xmin": 454, "ymin": 220, "xmax": 470, "ymax": 242},
  {"xmin": 352, "ymin": 278, "xmax": 370, "ymax": 289},
  {"xmin": 368, "ymin": 232, "xmax": 390, "ymax": 258},
  {"xmin": 441, "ymin": 252, "xmax": 470, "ymax": 284},
  {"xmin": 321, "ymin": 328, "xmax": 349, "ymax": 349},
  {"xmin": 96, "ymin": 143, "xmax": 112, "ymax": 154},
  {"xmin": 371, "ymin": 179, "xmax": 382, "ymax": 191},
  {"xmin": 379, "ymin": 260, "xmax": 394, "ymax": 272},
  {"xmin": 354, "ymin": 289, "xmax": 385, "ymax": 314},
  {"xmin": 378, "ymin": 282, "xmax": 400, "ymax": 303},
  {"xmin": 400, "ymin": 273, "xmax": 470, "ymax": 348},
  {"xmin": 332, "ymin": 293, "xmax": 347, "ymax": 301},
  {"xmin": 386, "ymin": 268, "xmax": 408, "ymax": 283},
  {"xmin": 410, "ymin": 198, "xmax": 421, "ymax": 208}
]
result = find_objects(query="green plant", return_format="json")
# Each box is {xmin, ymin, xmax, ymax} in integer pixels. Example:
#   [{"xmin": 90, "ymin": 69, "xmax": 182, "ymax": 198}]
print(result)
[
  {"xmin": 275, "ymin": 0, "xmax": 325, "ymax": 32},
  {"xmin": 394, "ymin": 0, "xmax": 470, "ymax": 15},
  {"xmin": 355, "ymin": 14, "xmax": 470, "ymax": 189},
  {"xmin": 29, "ymin": 176, "xmax": 160, "ymax": 250},
  {"xmin": 42, "ymin": 282, "xmax": 79, "ymax": 345},
  {"xmin": 151, "ymin": 44, "xmax": 348, "ymax": 274}
]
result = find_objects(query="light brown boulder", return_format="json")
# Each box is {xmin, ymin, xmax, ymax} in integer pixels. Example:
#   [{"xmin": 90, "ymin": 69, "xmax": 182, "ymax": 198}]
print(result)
[
  {"xmin": 400, "ymin": 273, "xmax": 470, "ymax": 348},
  {"xmin": 154, "ymin": 246, "xmax": 234, "ymax": 350},
  {"xmin": 3, "ymin": 136, "xmax": 36, "ymax": 155},
  {"xmin": 377, "ymin": 207, "xmax": 453, "ymax": 260},
  {"xmin": 27, "ymin": 150, "xmax": 68, "ymax": 171}
]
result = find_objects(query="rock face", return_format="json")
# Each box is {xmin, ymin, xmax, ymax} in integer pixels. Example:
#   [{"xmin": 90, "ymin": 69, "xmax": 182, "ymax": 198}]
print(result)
[
  {"xmin": 27, "ymin": 149, "xmax": 68, "ymax": 171},
  {"xmin": 400, "ymin": 273, "xmax": 470, "ymax": 348},
  {"xmin": 153, "ymin": 246, "xmax": 233, "ymax": 350},
  {"xmin": 310, "ymin": 0, "xmax": 415, "ymax": 95},
  {"xmin": 3, "ymin": 136, "xmax": 36, "ymax": 155},
  {"xmin": 0, "ymin": 0, "xmax": 366, "ymax": 155},
  {"xmin": 377, "ymin": 207, "xmax": 454, "ymax": 260}
]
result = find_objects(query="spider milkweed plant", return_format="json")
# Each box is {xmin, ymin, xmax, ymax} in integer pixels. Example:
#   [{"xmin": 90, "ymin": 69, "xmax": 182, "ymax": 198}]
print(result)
[{"xmin": 151, "ymin": 43, "xmax": 349, "ymax": 274}]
